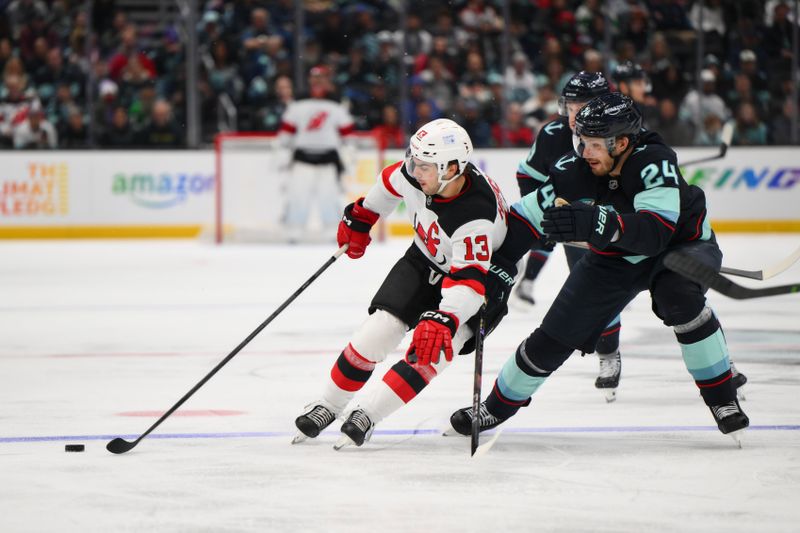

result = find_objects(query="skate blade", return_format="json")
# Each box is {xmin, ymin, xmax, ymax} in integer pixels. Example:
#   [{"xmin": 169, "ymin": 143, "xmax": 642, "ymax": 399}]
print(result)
[
  {"xmin": 442, "ymin": 425, "xmax": 461, "ymax": 437},
  {"xmin": 333, "ymin": 435, "xmax": 356, "ymax": 451},
  {"xmin": 728, "ymin": 428, "xmax": 746, "ymax": 449},
  {"xmin": 600, "ymin": 388, "xmax": 617, "ymax": 403},
  {"xmin": 509, "ymin": 295, "xmax": 536, "ymax": 312},
  {"xmin": 736, "ymin": 386, "xmax": 747, "ymax": 402},
  {"xmin": 290, "ymin": 432, "xmax": 309, "ymax": 445},
  {"xmin": 472, "ymin": 429, "xmax": 503, "ymax": 458}
]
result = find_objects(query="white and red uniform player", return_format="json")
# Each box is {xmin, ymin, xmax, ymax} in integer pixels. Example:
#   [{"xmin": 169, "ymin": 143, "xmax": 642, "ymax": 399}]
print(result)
[
  {"xmin": 279, "ymin": 66, "xmax": 355, "ymax": 240},
  {"xmin": 292, "ymin": 118, "xmax": 511, "ymax": 449}
]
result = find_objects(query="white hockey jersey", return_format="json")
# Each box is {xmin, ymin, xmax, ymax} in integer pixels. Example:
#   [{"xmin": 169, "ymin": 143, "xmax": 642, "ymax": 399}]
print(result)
[
  {"xmin": 279, "ymin": 98, "xmax": 355, "ymax": 152},
  {"xmin": 363, "ymin": 161, "xmax": 509, "ymax": 327}
]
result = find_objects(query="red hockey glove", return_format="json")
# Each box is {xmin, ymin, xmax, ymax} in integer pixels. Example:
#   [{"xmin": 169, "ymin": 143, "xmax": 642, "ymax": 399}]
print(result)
[
  {"xmin": 337, "ymin": 197, "xmax": 379, "ymax": 259},
  {"xmin": 405, "ymin": 310, "xmax": 459, "ymax": 365}
]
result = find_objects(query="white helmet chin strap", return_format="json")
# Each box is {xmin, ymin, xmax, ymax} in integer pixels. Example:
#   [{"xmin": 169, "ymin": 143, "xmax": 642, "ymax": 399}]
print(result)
[{"xmin": 436, "ymin": 171, "xmax": 458, "ymax": 194}]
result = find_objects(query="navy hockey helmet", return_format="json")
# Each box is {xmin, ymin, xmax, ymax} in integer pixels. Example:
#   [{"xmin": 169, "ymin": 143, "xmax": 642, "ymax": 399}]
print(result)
[
  {"xmin": 558, "ymin": 71, "xmax": 610, "ymax": 116},
  {"xmin": 612, "ymin": 61, "xmax": 646, "ymax": 84},
  {"xmin": 573, "ymin": 93, "xmax": 643, "ymax": 157}
]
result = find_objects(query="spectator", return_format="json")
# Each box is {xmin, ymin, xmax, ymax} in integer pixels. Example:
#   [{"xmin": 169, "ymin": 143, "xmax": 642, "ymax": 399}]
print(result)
[
  {"xmin": 492, "ymin": 102, "xmax": 534, "ymax": 147},
  {"xmin": 135, "ymin": 99, "xmax": 183, "ymax": 148},
  {"xmin": 99, "ymin": 105, "xmax": 136, "ymax": 147},
  {"xmin": 372, "ymin": 104, "xmax": 404, "ymax": 150},
  {"xmin": 420, "ymin": 56, "xmax": 456, "ymax": 113},
  {"xmin": 732, "ymin": 102, "xmax": 768, "ymax": 146},
  {"xmin": 654, "ymin": 98, "xmax": 694, "ymax": 146},
  {"xmin": 770, "ymin": 98, "xmax": 799, "ymax": 145},
  {"xmin": 679, "ymin": 69, "xmax": 728, "ymax": 132},
  {"xmin": 458, "ymin": 98, "xmax": 492, "ymax": 147},
  {"xmin": 504, "ymin": 51, "xmax": 537, "ymax": 104},
  {"xmin": 14, "ymin": 101, "xmax": 57, "ymax": 148},
  {"xmin": 58, "ymin": 105, "xmax": 89, "ymax": 148},
  {"xmin": 694, "ymin": 112, "xmax": 724, "ymax": 146}
]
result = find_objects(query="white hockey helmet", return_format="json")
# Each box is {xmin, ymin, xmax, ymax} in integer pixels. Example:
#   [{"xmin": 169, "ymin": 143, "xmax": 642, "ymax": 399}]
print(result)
[{"xmin": 406, "ymin": 118, "xmax": 473, "ymax": 193}]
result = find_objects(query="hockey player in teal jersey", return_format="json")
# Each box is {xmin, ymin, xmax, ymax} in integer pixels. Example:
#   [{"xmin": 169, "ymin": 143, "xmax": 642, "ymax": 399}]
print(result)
[
  {"xmin": 515, "ymin": 71, "xmax": 626, "ymax": 400},
  {"xmin": 449, "ymin": 93, "xmax": 749, "ymax": 444}
]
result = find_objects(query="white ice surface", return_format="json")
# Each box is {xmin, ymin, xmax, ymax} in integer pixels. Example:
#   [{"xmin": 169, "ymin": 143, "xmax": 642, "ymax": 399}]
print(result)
[{"xmin": 1, "ymin": 234, "xmax": 799, "ymax": 532}]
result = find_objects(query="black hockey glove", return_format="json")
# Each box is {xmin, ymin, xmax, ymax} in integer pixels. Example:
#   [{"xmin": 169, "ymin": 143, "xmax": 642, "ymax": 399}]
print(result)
[
  {"xmin": 542, "ymin": 202, "xmax": 619, "ymax": 250},
  {"xmin": 486, "ymin": 255, "xmax": 517, "ymax": 305}
]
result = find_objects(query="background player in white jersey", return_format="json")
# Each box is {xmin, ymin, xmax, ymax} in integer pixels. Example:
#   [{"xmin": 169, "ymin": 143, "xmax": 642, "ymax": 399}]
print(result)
[
  {"xmin": 293, "ymin": 118, "xmax": 512, "ymax": 449},
  {"xmin": 279, "ymin": 66, "xmax": 356, "ymax": 241}
]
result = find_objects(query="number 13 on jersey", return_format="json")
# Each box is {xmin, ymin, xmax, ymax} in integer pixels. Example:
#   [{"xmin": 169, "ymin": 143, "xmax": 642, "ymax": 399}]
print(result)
[{"xmin": 464, "ymin": 235, "xmax": 490, "ymax": 261}]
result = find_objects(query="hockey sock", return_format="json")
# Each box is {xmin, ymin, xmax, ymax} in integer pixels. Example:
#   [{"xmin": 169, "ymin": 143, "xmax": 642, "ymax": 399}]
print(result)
[
  {"xmin": 523, "ymin": 250, "xmax": 550, "ymax": 280},
  {"xmin": 485, "ymin": 339, "xmax": 555, "ymax": 420},
  {"xmin": 324, "ymin": 343, "xmax": 377, "ymax": 411},
  {"xmin": 356, "ymin": 360, "xmax": 439, "ymax": 423},
  {"xmin": 674, "ymin": 307, "xmax": 736, "ymax": 405},
  {"xmin": 595, "ymin": 315, "xmax": 621, "ymax": 354}
]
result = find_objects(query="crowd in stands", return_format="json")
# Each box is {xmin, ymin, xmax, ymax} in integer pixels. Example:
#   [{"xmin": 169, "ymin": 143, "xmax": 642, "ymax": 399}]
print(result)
[{"xmin": 1, "ymin": 0, "xmax": 798, "ymax": 149}]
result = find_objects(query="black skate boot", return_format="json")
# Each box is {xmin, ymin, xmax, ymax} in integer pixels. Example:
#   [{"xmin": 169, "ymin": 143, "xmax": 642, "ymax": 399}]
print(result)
[
  {"xmin": 709, "ymin": 399, "xmax": 749, "ymax": 447},
  {"xmin": 595, "ymin": 350, "xmax": 621, "ymax": 403},
  {"xmin": 292, "ymin": 402, "xmax": 337, "ymax": 444},
  {"xmin": 448, "ymin": 402, "xmax": 506, "ymax": 436},
  {"xmin": 730, "ymin": 361, "xmax": 747, "ymax": 400},
  {"xmin": 334, "ymin": 409, "xmax": 375, "ymax": 449}
]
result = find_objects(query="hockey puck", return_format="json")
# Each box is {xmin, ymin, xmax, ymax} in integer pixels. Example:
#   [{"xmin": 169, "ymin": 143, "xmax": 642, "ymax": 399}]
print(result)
[{"xmin": 65, "ymin": 444, "xmax": 85, "ymax": 452}]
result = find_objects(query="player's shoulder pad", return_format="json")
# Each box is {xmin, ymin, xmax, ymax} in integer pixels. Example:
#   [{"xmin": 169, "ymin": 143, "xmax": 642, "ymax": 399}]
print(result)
[{"xmin": 433, "ymin": 164, "xmax": 499, "ymax": 234}]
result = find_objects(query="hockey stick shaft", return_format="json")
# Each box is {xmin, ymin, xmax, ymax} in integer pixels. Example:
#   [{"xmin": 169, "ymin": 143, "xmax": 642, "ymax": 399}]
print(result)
[
  {"xmin": 563, "ymin": 242, "xmax": 800, "ymax": 281},
  {"xmin": 663, "ymin": 251, "xmax": 800, "ymax": 299},
  {"xmin": 106, "ymin": 244, "xmax": 349, "ymax": 454},
  {"xmin": 471, "ymin": 303, "xmax": 486, "ymax": 456},
  {"xmin": 679, "ymin": 121, "xmax": 733, "ymax": 167}
]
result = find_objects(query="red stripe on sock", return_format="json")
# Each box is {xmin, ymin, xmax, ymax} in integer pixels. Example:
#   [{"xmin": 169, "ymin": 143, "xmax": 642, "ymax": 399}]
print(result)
[
  {"xmin": 601, "ymin": 326, "xmax": 621, "ymax": 337},
  {"xmin": 343, "ymin": 343, "xmax": 376, "ymax": 371},
  {"xmin": 382, "ymin": 368, "xmax": 418, "ymax": 403},
  {"xmin": 331, "ymin": 363, "xmax": 367, "ymax": 392},
  {"xmin": 697, "ymin": 373, "xmax": 732, "ymax": 388}
]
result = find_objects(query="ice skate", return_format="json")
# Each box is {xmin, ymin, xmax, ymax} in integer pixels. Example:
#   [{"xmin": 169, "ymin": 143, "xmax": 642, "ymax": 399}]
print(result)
[
  {"xmin": 730, "ymin": 361, "xmax": 748, "ymax": 401},
  {"xmin": 333, "ymin": 409, "xmax": 375, "ymax": 450},
  {"xmin": 595, "ymin": 350, "xmax": 621, "ymax": 403},
  {"xmin": 709, "ymin": 399, "xmax": 749, "ymax": 448},
  {"xmin": 292, "ymin": 402, "xmax": 338, "ymax": 444},
  {"xmin": 447, "ymin": 402, "xmax": 506, "ymax": 436},
  {"xmin": 510, "ymin": 279, "xmax": 536, "ymax": 310}
]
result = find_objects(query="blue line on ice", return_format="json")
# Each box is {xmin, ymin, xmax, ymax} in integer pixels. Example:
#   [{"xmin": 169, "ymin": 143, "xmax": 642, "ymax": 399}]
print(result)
[{"xmin": 2, "ymin": 425, "xmax": 799, "ymax": 444}]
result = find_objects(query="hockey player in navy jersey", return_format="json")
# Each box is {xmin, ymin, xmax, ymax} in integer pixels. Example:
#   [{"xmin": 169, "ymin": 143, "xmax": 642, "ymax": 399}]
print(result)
[
  {"xmin": 293, "ymin": 118, "xmax": 513, "ymax": 449},
  {"xmin": 515, "ymin": 71, "xmax": 626, "ymax": 400},
  {"xmin": 449, "ymin": 93, "xmax": 749, "ymax": 444}
]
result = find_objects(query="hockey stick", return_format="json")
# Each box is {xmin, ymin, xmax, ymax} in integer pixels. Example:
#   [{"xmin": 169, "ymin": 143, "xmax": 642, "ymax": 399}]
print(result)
[
  {"xmin": 663, "ymin": 251, "xmax": 800, "ymax": 299},
  {"xmin": 106, "ymin": 244, "xmax": 349, "ymax": 454},
  {"xmin": 470, "ymin": 303, "xmax": 487, "ymax": 457},
  {"xmin": 719, "ymin": 246, "xmax": 800, "ymax": 280},
  {"xmin": 679, "ymin": 121, "xmax": 734, "ymax": 167},
  {"xmin": 561, "ymin": 241, "xmax": 800, "ymax": 281}
]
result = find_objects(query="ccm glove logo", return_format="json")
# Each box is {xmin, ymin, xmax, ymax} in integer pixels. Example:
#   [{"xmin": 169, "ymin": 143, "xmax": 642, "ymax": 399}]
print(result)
[{"xmin": 419, "ymin": 310, "xmax": 457, "ymax": 330}]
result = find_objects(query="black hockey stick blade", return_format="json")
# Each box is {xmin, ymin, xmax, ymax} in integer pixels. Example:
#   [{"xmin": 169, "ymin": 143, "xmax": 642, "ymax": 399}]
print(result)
[
  {"xmin": 107, "ymin": 437, "xmax": 137, "ymax": 454},
  {"xmin": 106, "ymin": 244, "xmax": 349, "ymax": 454},
  {"xmin": 664, "ymin": 251, "xmax": 800, "ymax": 299},
  {"xmin": 720, "ymin": 245, "xmax": 800, "ymax": 280},
  {"xmin": 471, "ymin": 304, "xmax": 487, "ymax": 456}
]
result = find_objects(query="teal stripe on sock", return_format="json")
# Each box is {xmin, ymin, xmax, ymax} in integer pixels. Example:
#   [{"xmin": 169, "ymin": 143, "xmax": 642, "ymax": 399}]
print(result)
[
  {"xmin": 681, "ymin": 329, "xmax": 730, "ymax": 381},
  {"xmin": 497, "ymin": 355, "xmax": 547, "ymax": 402}
]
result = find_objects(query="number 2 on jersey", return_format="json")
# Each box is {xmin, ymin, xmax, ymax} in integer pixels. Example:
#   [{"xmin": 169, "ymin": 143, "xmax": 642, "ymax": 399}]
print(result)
[{"xmin": 464, "ymin": 235, "xmax": 490, "ymax": 261}]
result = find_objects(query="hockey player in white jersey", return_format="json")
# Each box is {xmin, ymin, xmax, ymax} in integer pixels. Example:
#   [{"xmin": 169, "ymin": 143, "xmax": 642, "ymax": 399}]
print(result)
[
  {"xmin": 279, "ymin": 66, "xmax": 356, "ymax": 241},
  {"xmin": 293, "ymin": 118, "xmax": 513, "ymax": 449}
]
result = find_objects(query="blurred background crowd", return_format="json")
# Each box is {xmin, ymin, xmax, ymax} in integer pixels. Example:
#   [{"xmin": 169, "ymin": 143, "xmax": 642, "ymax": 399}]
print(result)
[{"xmin": 1, "ymin": 0, "xmax": 798, "ymax": 150}]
